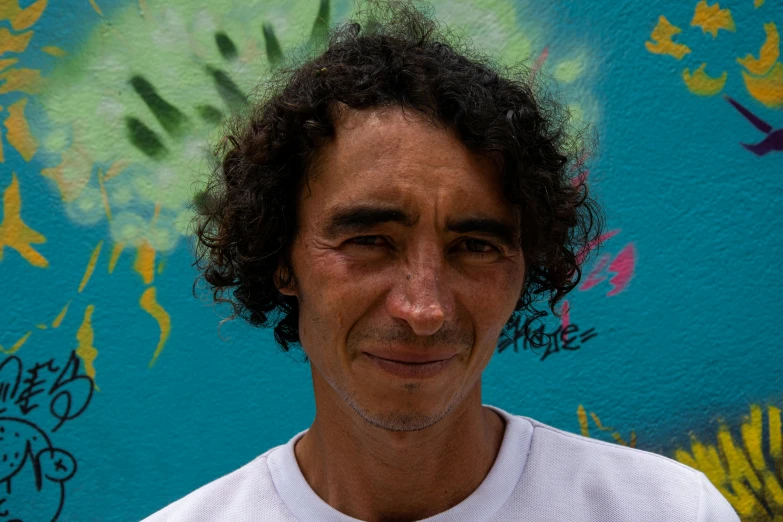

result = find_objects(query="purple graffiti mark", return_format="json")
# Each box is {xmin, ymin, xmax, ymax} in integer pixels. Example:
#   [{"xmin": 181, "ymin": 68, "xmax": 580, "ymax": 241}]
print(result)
[
  {"xmin": 607, "ymin": 243, "xmax": 636, "ymax": 297},
  {"xmin": 724, "ymin": 94, "xmax": 783, "ymax": 156},
  {"xmin": 0, "ymin": 352, "xmax": 90, "ymax": 522},
  {"xmin": 497, "ymin": 310, "xmax": 598, "ymax": 361}
]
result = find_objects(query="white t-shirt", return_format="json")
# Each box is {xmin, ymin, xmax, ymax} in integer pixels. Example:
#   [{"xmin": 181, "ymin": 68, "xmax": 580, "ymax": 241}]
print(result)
[{"xmin": 142, "ymin": 405, "xmax": 739, "ymax": 521}]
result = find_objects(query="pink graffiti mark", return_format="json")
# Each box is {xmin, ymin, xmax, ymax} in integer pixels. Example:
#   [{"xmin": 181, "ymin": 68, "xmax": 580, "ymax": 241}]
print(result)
[
  {"xmin": 559, "ymin": 299, "xmax": 570, "ymax": 334},
  {"xmin": 580, "ymin": 253, "xmax": 611, "ymax": 291},
  {"xmin": 576, "ymin": 228, "xmax": 621, "ymax": 265},
  {"xmin": 606, "ymin": 243, "xmax": 636, "ymax": 297},
  {"xmin": 530, "ymin": 46, "xmax": 549, "ymax": 82}
]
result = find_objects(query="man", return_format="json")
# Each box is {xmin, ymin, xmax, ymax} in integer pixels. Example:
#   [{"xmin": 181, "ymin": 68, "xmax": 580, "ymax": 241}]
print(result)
[{"xmin": 144, "ymin": 1, "xmax": 739, "ymax": 520}]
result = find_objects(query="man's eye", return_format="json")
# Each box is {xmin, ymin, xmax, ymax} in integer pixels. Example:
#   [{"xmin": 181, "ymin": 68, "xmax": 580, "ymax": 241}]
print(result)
[{"xmin": 349, "ymin": 236, "xmax": 498, "ymax": 256}]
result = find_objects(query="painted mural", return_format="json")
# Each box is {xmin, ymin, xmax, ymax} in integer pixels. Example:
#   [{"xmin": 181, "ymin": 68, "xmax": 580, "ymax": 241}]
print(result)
[{"xmin": 0, "ymin": 0, "xmax": 779, "ymax": 520}]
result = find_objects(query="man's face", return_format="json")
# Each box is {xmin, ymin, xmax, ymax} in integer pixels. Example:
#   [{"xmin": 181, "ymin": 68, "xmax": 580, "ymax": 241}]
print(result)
[{"xmin": 277, "ymin": 107, "xmax": 526, "ymax": 431}]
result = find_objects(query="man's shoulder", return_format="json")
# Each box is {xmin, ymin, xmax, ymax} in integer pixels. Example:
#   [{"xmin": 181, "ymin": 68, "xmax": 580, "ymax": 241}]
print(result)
[
  {"xmin": 141, "ymin": 449, "xmax": 296, "ymax": 522},
  {"xmin": 506, "ymin": 415, "xmax": 739, "ymax": 521}
]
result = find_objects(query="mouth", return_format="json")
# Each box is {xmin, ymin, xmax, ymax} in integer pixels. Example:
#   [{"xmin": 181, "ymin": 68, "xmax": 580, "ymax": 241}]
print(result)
[{"xmin": 363, "ymin": 353, "xmax": 456, "ymax": 379}]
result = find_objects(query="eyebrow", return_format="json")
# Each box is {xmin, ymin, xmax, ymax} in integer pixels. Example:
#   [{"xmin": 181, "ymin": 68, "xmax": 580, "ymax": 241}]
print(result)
[{"xmin": 321, "ymin": 204, "xmax": 521, "ymax": 249}]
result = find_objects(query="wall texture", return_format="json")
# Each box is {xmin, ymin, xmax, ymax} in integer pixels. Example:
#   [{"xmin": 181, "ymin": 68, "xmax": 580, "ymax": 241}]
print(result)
[{"xmin": 0, "ymin": 0, "xmax": 781, "ymax": 520}]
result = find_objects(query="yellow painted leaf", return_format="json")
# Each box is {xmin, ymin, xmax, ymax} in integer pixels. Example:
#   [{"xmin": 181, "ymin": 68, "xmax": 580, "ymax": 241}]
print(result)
[
  {"xmin": 718, "ymin": 426, "xmax": 762, "ymax": 491},
  {"xmin": 737, "ymin": 23, "xmax": 779, "ymax": 76},
  {"xmin": 4, "ymin": 97, "xmax": 37, "ymax": 161},
  {"xmin": 771, "ymin": 406, "xmax": 781, "ymax": 460},
  {"xmin": 108, "ymin": 242, "xmax": 123, "ymax": 273},
  {"xmin": 11, "ymin": 0, "xmax": 46, "ymax": 31},
  {"xmin": 134, "ymin": 241, "xmax": 155, "ymax": 284},
  {"xmin": 0, "ymin": 173, "xmax": 47, "ymax": 267},
  {"xmin": 691, "ymin": 0, "xmax": 735, "ymax": 38},
  {"xmin": 755, "ymin": 0, "xmax": 765, "ymax": 7},
  {"xmin": 645, "ymin": 16, "xmax": 691, "ymax": 60},
  {"xmin": 140, "ymin": 286, "xmax": 171, "ymax": 367},
  {"xmin": 0, "ymin": 0, "xmax": 20, "ymax": 21},
  {"xmin": 683, "ymin": 63, "xmax": 727, "ymax": 96},
  {"xmin": 76, "ymin": 304, "xmax": 99, "ymax": 390},
  {"xmin": 78, "ymin": 240, "xmax": 103, "ymax": 292},
  {"xmin": 577, "ymin": 405, "xmax": 589, "ymax": 437},
  {"xmin": 52, "ymin": 300, "xmax": 70, "ymax": 328},
  {"xmin": 0, "ymin": 57, "xmax": 17, "ymax": 71},
  {"xmin": 0, "ymin": 27, "xmax": 33, "ymax": 55},
  {"xmin": 741, "ymin": 405, "xmax": 765, "ymax": 471},
  {"xmin": 0, "ymin": 330, "xmax": 30, "ymax": 355},
  {"xmin": 42, "ymin": 45, "xmax": 67, "ymax": 57},
  {"xmin": 0, "ymin": 67, "xmax": 42, "ymax": 94},
  {"xmin": 742, "ymin": 61, "xmax": 783, "ymax": 109}
]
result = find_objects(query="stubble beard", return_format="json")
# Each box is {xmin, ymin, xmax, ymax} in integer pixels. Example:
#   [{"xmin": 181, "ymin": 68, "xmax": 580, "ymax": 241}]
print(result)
[{"xmin": 329, "ymin": 374, "xmax": 468, "ymax": 432}]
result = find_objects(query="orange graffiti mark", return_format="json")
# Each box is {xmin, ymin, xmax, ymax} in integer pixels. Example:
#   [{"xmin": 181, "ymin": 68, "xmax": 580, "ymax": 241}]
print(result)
[
  {"xmin": 40, "ymin": 139, "xmax": 92, "ymax": 201},
  {"xmin": 102, "ymin": 159, "xmax": 128, "ymax": 182},
  {"xmin": 52, "ymin": 300, "xmax": 70, "ymax": 328},
  {"xmin": 755, "ymin": 0, "xmax": 765, "ymax": 8},
  {"xmin": 0, "ymin": 173, "xmax": 47, "ymax": 267},
  {"xmin": 134, "ymin": 241, "xmax": 155, "ymax": 284},
  {"xmin": 4, "ymin": 98, "xmax": 37, "ymax": 161},
  {"xmin": 0, "ymin": 330, "xmax": 31, "ymax": 355},
  {"xmin": 645, "ymin": 16, "xmax": 691, "ymax": 60},
  {"xmin": 737, "ymin": 22, "xmax": 779, "ymax": 76},
  {"xmin": 88, "ymin": 0, "xmax": 103, "ymax": 16},
  {"xmin": 98, "ymin": 169, "xmax": 111, "ymax": 221},
  {"xmin": 0, "ymin": 27, "xmax": 33, "ymax": 55},
  {"xmin": 76, "ymin": 304, "xmax": 99, "ymax": 390},
  {"xmin": 108, "ymin": 242, "xmax": 123, "ymax": 273},
  {"xmin": 140, "ymin": 286, "xmax": 170, "ymax": 368},
  {"xmin": 0, "ymin": 67, "xmax": 42, "ymax": 94},
  {"xmin": 41, "ymin": 45, "xmax": 66, "ymax": 57},
  {"xmin": 78, "ymin": 240, "xmax": 103, "ymax": 293},
  {"xmin": 683, "ymin": 63, "xmax": 727, "ymax": 96},
  {"xmin": 743, "ymin": 60, "xmax": 783, "ymax": 109},
  {"xmin": 691, "ymin": 1, "xmax": 735, "ymax": 38}
]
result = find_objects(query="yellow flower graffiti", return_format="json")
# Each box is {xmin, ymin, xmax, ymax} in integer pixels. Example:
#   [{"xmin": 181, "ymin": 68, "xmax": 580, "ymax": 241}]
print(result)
[
  {"xmin": 738, "ymin": 22, "xmax": 779, "ymax": 76},
  {"xmin": 683, "ymin": 63, "xmax": 728, "ymax": 96},
  {"xmin": 676, "ymin": 405, "xmax": 783, "ymax": 520},
  {"xmin": 645, "ymin": 16, "xmax": 692, "ymax": 60},
  {"xmin": 579, "ymin": 404, "xmax": 783, "ymax": 521},
  {"xmin": 647, "ymin": 1, "xmax": 783, "ymax": 107},
  {"xmin": 691, "ymin": 0, "xmax": 736, "ymax": 38}
]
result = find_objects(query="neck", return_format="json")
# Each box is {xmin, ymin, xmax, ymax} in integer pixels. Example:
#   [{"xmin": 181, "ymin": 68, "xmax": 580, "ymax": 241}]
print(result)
[{"xmin": 294, "ymin": 374, "xmax": 506, "ymax": 522}]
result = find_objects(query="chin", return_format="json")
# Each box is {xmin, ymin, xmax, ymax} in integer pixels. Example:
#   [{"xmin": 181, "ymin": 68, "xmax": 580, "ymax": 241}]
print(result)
[{"xmin": 342, "ymin": 390, "xmax": 462, "ymax": 432}]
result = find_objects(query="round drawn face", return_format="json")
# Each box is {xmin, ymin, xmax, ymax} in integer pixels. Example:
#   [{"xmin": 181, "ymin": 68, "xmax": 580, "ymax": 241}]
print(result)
[
  {"xmin": 277, "ymin": 107, "xmax": 526, "ymax": 431},
  {"xmin": 0, "ymin": 418, "xmax": 76, "ymax": 522}
]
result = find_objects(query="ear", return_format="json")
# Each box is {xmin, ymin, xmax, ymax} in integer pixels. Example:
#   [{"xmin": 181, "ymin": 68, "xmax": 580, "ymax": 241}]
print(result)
[{"xmin": 274, "ymin": 262, "xmax": 297, "ymax": 297}]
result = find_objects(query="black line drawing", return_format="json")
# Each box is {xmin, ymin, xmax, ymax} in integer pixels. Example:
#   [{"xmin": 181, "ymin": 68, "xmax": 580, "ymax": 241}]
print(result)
[{"xmin": 0, "ymin": 351, "xmax": 93, "ymax": 522}]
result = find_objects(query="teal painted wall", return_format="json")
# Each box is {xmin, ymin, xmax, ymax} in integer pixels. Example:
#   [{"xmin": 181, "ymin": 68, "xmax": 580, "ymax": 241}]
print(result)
[{"xmin": 1, "ymin": 0, "xmax": 781, "ymax": 520}]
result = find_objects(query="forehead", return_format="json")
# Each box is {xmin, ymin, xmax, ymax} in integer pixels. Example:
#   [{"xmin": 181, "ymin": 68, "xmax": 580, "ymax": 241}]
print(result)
[{"xmin": 304, "ymin": 107, "xmax": 511, "ymax": 216}]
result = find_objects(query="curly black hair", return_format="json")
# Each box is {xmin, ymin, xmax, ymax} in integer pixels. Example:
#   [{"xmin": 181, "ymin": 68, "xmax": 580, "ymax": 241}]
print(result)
[{"xmin": 193, "ymin": 0, "xmax": 604, "ymax": 355}]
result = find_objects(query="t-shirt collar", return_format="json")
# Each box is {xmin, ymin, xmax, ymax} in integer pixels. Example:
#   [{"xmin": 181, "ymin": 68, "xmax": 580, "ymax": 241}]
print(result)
[{"xmin": 266, "ymin": 404, "xmax": 533, "ymax": 522}]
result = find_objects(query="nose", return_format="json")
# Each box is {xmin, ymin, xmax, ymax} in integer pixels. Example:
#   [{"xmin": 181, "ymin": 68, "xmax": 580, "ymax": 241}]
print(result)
[{"xmin": 386, "ymin": 244, "xmax": 453, "ymax": 336}]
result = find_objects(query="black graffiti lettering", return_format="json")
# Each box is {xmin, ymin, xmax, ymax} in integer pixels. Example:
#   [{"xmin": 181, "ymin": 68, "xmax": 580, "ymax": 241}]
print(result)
[
  {"xmin": 579, "ymin": 327, "xmax": 598, "ymax": 343},
  {"xmin": 561, "ymin": 324, "xmax": 581, "ymax": 351},
  {"xmin": 0, "ymin": 358, "xmax": 22, "ymax": 415},
  {"xmin": 48, "ymin": 352, "xmax": 94, "ymax": 433},
  {"xmin": 15, "ymin": 360, "xmax": 59, "ymax": 416}
]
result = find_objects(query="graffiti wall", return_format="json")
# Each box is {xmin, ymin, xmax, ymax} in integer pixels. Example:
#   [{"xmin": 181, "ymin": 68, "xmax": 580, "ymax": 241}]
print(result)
[{"xmin": 1, "ymin": 0, "xmax": 780, "ymax": 520}]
